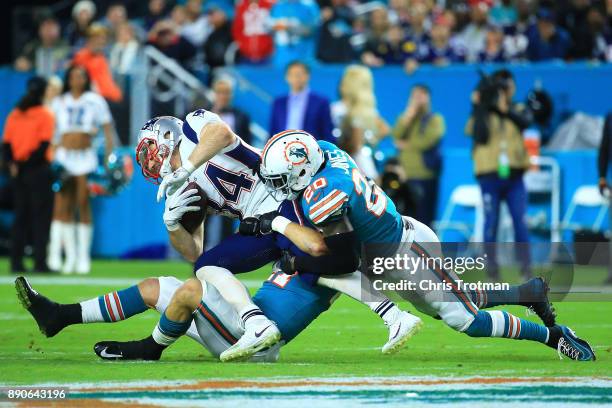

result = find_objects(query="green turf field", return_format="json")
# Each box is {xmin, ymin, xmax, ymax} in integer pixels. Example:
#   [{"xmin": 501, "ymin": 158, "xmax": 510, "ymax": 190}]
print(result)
[{"xmin": 0, "ymin": 259, "xmax": 610, "ymax": 406}]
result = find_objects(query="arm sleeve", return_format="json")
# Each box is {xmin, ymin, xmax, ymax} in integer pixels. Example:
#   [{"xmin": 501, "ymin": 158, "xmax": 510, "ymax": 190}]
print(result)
[
  {"xmin": 598, "ymin": 114, "xmax": 612, "ymax": 178},
  {"xmin": 303, "ymin": 187, "xmax": 350, "ymax": 226},
  {"xmin": 293, "ymin": 230, "xmax": 359, "ymax": 275},
  {"xmin": 183, "ymin": 109, "xmax": 226, "ymax": 143}
]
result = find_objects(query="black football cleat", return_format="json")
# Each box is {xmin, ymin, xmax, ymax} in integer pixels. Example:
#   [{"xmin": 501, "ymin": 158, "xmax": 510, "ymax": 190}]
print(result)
[
  {"xmin": 15, "ymin": 276, "xmax": 66, "ymax": 337},
  {"xmin": 521, "ymin": 277, "xmax": 557, "ymax": 327},
  {"xmin": 94, "ymin": 338, "xmax": 164, "ymax": 361},
  {"xmin": 555, "ymin": 326, "xmax": 596, "ymax": 361}
]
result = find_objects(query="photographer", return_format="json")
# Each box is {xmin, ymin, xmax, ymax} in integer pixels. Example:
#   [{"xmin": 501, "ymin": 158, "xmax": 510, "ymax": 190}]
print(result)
[{"xmin": 465, "ymin": 69, "xmax": 531, "ymax": 279}]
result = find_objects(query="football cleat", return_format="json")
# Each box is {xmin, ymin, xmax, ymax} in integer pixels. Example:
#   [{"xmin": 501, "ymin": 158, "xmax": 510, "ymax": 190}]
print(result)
[
  {"xmin": 220, "ymin": 318, "xmax": 281, "ymax": 362},
  {"xmin": 523, "ymin": 277, "xmax": 556, "ymax": 327},
  {"xmin": 15, "ymin": 277, "xmax": 65, "ymax": 337},
  {"xmin": 555, "ymin": 326, "xmax": 596, "ymax": 361},
  {"xmin": 382, "ymin": 311, "xmax": 423, "ymax": 354},
  {"xmin": 94, "ymin": 340, "xmax": 163, "ymax": 361}
]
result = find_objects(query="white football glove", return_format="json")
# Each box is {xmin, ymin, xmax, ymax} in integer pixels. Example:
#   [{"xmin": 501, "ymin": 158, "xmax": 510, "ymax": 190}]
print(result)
[
  {"xmin": 157, "ymin": 161, "xmax": 196, "ymax": 202},
  {"xmin": 163, "ymin": 185, "xmax": 201, "ymax": 231}
]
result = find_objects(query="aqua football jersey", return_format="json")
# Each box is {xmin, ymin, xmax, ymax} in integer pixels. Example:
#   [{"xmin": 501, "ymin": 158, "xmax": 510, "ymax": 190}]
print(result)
[{"xmin": 300, "ymin": 141, "xmax": 404, "ymax": 245}]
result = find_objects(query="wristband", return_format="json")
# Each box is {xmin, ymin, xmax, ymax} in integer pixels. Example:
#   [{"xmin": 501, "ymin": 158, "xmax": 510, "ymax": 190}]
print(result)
[
  {"xmin": 166, "ymin": 221, "xmax": 180, "ymax": 232},
  {"xmin": 271, "ymin": 216, "xmax": 291, "ymax": 235},
  {"xmin": 183, "ymin": 160, "xmax": 196, "ymax": 174}
]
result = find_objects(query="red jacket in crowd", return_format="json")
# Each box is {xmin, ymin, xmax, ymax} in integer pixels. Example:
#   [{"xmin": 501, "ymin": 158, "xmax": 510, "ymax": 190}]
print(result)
[{"xmin": 232, "ymin": 0, "xmax": 275, "ymax": 62}]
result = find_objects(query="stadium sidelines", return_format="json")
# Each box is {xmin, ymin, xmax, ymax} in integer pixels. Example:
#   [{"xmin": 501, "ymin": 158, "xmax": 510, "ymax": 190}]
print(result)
[{"xmin": 4, "ymin": 377, "xmax": 610, "ymax": 407}]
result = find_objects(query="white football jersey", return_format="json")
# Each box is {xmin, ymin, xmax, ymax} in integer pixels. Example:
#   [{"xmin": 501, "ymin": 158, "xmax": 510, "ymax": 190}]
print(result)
[
  {"xmin": 179, "ymin": 109, "xmax": 280, "ymax": 219},
  {"xmin": 51, "ymin": 91, "xmax": 112, "ymax": 136}
]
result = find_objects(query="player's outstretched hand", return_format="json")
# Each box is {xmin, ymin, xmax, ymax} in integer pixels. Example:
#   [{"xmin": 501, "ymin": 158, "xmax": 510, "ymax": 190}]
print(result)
[
  {"xmin": 163, "ymin": 185, "xmax": 201, "ymax": 231},
  {"xmin": 157, "ymin": 166, "xmax": 193, "ymax": 202}
]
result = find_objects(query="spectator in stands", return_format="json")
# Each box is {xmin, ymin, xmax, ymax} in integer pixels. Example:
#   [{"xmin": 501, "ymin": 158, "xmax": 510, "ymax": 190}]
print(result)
[
  {"xmin": 336, "ymin": 65, "xmax": 390, "ymax": 180},
  {"xmin": 212, "ymin": 77, "xmax": 252, "ymax": 144},
  {"xmin": 142, "ymin": 0, "xmax": 169, "ymax": 32},
  {"xmin": 2, "ymin": 77, "xmax": 55, "ymax": 273},
  {"xmin": 316, "ymin": 0, "xmax": 356, "ymax": 63},
  {"xmin": 181, "ymin": 0, "xmax": 212, "ymax": 48},
  {"xmin": 65, "ymin": 0, "xmax": 97, "ymax": 49},
  {"xmin": 419, "ymin": 17, "xmax": 466, "ymax": 65},
  {"xmin": 388, "ymin": 0, "xmax": 411, "ymax": 28},
  {"xmin": 110, "ymin": 23, "xmax": 140, "ymax": 75},
  {"xmin": 392, "ymin": 84, "xmax": 445, "ymax": 227},
  {"xmin": 502, "ymin": 0, "xmax": 534, "ymax": 59},
  {"xmin": 14, "ymin": 16, "xmax": 70, "ymax": 77},
  {"xmin": 490, "ymin": 0, "xmax": 517, "ymax": 28},
  {"xmin": 233, "ymin": 0, "xmax": 275, "ymax": 63},
  {"xmin": 526, "ymin": 9, "xmax": 571, "ymax": 61},
  {"xmin": 406, "ymin": 1, "xmax": 431, "ymax": 46},
  {"xmin": 459, "ymin": 0, "xmax": 491, "ymax": 62},
  {"xmin": 478, "ymin": 25, "xmax": 509, "ymax": 62},
  {"xmin": 597, "ymin": 112, "xmax": 612, "ymax": 284},
  {"xmin": 73, "ymin": 24, "xmax": 123, "ymax": 103},
  {"xmin": 557, "ymin": 0, "xmax": 594, "ymax": 60},
  {"xmin": 203, "ymin": 5, "xmax": 234, "ymax": 70},
  {"xmin": 100, "ymin": 2, "xmax": 129, "ymax": 41},
  {"xmin": 361, "ymin": 7, "xmax": 403, "ymax": 67},
  {"xmin": 269, "ymin": 61, "xmax": 334, "ymax": 142},
  {"xmin": 587, "ymin": 6, "xmax": 612, "ymax": 61},
  {"xmin": 147, "ymin": 18, "xmax": 197, "ymax": 67},
  {"xmin": 48, "ymin": 65, "xmax": 115, "ymax": 274},
  {"xmin": 269, "ymin": 0, "xmax": 321, "ymax": 67},
  {"xmin": 465, "ymin": 69, "xmax": 532, "ymax": 279}
]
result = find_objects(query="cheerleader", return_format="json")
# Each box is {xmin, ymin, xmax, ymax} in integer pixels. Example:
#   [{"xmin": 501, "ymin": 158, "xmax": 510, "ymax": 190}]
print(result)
[{"xmin": 48, "ymin": 65, "xmax": 114, "ymax": 274}]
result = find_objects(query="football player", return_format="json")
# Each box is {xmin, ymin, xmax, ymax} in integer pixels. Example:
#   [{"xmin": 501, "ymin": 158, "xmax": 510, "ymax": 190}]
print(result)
[
  {"xmin": 15, "ymin": 199, "xmax": 337, "ymax": 362},
  {"xmin": 249, "ymin": 130, "xmax": 595, "ymax": 361},
  {"xmin": 134, "ymin": 112, "xmax": 421, "ymax": 360}
]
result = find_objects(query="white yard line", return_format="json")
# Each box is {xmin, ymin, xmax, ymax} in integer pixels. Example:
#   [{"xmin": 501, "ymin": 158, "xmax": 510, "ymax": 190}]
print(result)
[{"xmin": 0, "ymin": 276, "xmax": 263, "ymax": 289}]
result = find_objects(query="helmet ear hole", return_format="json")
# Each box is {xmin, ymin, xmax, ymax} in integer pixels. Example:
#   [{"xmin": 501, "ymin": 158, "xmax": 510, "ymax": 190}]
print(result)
[{"xmin": 299, "ymin": 169, "xmax": 306, "ymax": 177}]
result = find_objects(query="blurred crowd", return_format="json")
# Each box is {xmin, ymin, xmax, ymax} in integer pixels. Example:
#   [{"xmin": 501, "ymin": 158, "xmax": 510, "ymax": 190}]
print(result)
[{"xmin": 13, "ymin": 0, "xmax": 612, "ymax": 80}]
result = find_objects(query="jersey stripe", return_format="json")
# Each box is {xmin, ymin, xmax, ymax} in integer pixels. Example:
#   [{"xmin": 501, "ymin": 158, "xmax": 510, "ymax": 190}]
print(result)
[
  {"xmin": 182, "ymin": 121, "xmax": 199, "ymax": 144},
  {"xmin": 311, "ymin": 197, "xmax": 347, "ymax": 224},
  {"xmin": 309, "ymin": 189, "xmax": 344, "ymax": 214},
  {"xmin": 309, "ymin": 191, "xmax": 348, "ymax": 219},
  {"xmin": 224, "ymin": 140, "xmax": 261, "ymax": 168}
]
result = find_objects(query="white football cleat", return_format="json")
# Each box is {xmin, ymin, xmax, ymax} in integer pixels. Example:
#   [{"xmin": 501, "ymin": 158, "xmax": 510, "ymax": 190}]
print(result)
[
  {"xmin": 382, "ymin": 311, "xmax": 423, "ymax": 354},
  {"xmin": 220, "ymin": 318, "xmax": 281, "ymax": 362},
  {"xmin": 75, "ymin": 258, "xmax": 90, "ymax": 275}
]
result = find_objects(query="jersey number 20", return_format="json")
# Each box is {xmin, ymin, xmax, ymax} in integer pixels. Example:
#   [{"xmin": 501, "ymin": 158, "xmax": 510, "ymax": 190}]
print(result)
[{"xmin": 352, "ymin": 168, "xmax": 386, "ymax": 217}]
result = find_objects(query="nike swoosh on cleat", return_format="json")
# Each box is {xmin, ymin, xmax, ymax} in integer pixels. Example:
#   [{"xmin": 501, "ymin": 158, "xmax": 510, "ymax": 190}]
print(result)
[
  {"xmin": 99, "ymin": 348, "xmax": 123, "ymax": 358},
  {"xmin": 391, "ymin": 324, "xmax": 402, "ymax": 340},
  {"xmin": 255, "ymin": 325, "xmax": 272, "ymax": 338}
]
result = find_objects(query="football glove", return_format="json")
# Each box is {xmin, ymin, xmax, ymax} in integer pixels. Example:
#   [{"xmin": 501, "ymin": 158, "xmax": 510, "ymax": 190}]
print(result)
[
  {"xmin": 163, "ymin": 185, "xmax": 201, "ymax": 231},
  {"xmin": 239, "ymin": 217, "xmax": 260, "ymax": 236},
  {"xmin": 278, "ymin": 251, "xmax": 295, "ymax": 274},
  {"xmin": 157, "ymin": 161, "xmax": 196, "ymax": 202}
]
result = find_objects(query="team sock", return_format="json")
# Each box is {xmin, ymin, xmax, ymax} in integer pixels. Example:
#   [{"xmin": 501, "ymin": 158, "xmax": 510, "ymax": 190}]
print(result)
[
  {"xmin": 151, "ymin": 311, "xmax": 193, "ymax": 347},
  {"xmin": 465, "ymin": 310, "xmax": 549, "ymax": 344},
  {"xmin": 469, "ymin": 285, "xmax": 521, "ymax": 308},
  {"xmin": 79, "ymin": 285, "xmax": 148, "ymax": 323},
  {"xmin": 369, "ymin": 300, "xmax": 399, "ymax": 325},
  {"xmin": 239, "ymin": 306, "xmax": 266, "ymax": 327}
]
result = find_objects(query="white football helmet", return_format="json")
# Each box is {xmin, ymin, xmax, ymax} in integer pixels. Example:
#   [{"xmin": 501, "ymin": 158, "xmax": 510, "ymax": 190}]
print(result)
[
  {"xmin": 135, "ymin": 116, "xmax": 184, "ymax": 183},
  {"xmin": 260, "ymin": 130, "xmax": 324, "ymax": 200}
]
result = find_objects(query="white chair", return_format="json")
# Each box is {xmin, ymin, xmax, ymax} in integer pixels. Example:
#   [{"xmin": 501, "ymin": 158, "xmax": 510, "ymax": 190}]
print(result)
[
  {"xmin": 435, "ymin": 185, "xmax": 483, "ymax": 241},
  {"xmin": 560, "ymin": 185, "xmax": 609, "ymax": 232}
]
